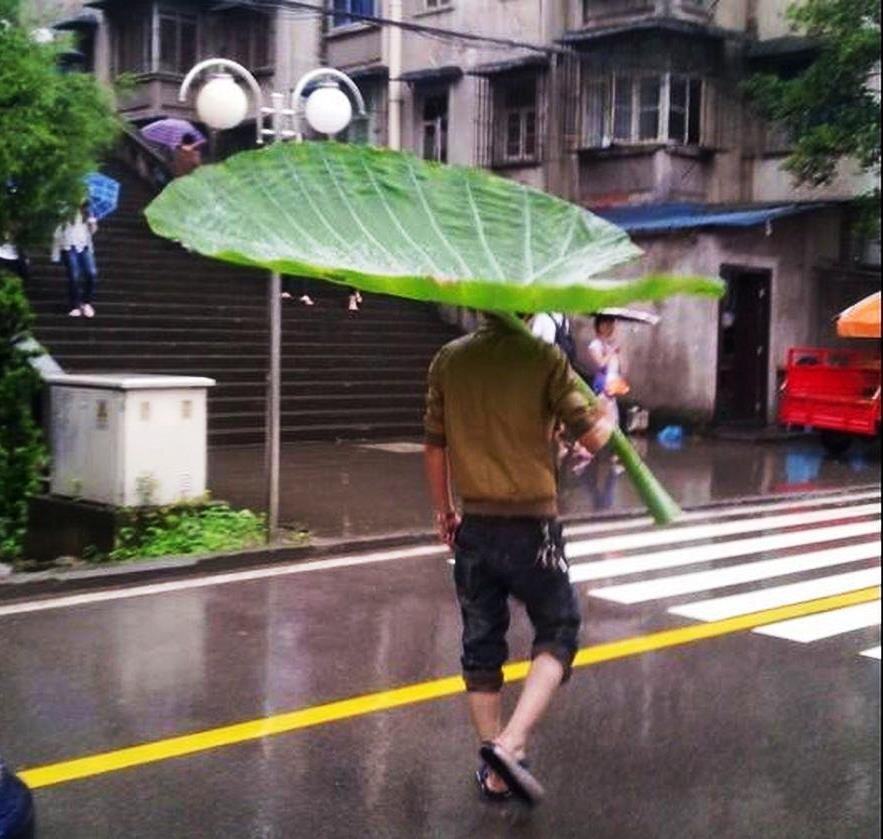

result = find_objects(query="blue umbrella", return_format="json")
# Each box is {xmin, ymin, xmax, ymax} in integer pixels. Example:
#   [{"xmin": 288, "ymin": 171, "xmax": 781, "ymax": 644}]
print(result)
[{"xmin": 84, "ymin": 172, "xmax": 120, "ymax": 220}]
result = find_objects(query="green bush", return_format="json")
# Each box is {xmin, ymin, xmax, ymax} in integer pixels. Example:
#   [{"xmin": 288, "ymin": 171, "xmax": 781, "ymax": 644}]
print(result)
[
  {"xmin": 0, "ymin": 13, "xmax": 119, "ymax": 250},
  {"xmin": 0, "ymin": 271, "xmax": 46, "ymax": 560},
  {"xmin": 107, "ymin": 501, "xmax": 267, "ymax": 562}
]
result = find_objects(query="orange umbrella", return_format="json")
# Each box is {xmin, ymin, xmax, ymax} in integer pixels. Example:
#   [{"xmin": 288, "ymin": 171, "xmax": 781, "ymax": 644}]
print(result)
[{"xmin": 837, "ymin": 291, "xmax": 881, "ymax": 338}]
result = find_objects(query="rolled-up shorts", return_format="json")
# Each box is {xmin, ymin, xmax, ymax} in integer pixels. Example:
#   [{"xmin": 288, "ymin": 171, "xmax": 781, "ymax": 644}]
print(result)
[{"xmin": 452, "ymin": 515, "xmax": 581, "ymax": 692}]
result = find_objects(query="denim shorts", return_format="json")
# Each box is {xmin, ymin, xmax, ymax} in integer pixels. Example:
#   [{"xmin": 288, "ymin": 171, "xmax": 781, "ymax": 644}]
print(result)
[{"xmin": 452, "ymin": 515, "xmax": 582, "ymax": 692}]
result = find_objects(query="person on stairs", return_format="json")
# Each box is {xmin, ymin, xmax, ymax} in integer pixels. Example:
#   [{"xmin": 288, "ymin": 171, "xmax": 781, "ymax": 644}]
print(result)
[
  {"xmin": 52, "ymin": 200, "xmax": 98, "ymax": 318},
  {"xmin": 346, "ymin": 287, "xmax": 362, "ymax": 312},
  {"xmin": 281, "ymin": 277, "xmax": 315, "ymax": 307},
  {"xmin": 172, "ymin": 132, "xmax": 202, "ymax": 178}
]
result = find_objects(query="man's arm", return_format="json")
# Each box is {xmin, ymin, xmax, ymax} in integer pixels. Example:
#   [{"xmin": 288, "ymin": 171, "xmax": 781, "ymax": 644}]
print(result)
[
  {"xmin": 423, "ymin": 349, "xmax": 458, "ymax": 546},
  {"xmin": 424, "ymin": 443, "xmax": 459, "ymax": 546},
  {"xmin": 547, "ymin": 346, "xmax": 615, "ymax": 454}
]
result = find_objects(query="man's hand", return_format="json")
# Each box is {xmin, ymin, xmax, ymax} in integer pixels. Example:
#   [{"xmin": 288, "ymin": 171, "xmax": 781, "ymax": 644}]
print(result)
[
  {"xmin": 579, "ymin": 415, "xmax": 615, "ymax": 455},
  {"xmin": 435, "ymin": 509, "xmax": 461, "ymax": 548}
]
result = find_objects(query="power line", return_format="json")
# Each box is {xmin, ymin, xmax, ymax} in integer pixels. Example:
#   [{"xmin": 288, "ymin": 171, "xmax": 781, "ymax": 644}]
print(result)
[{"xmin": 234, "ymin": 0, "xmax": 566, "ymax": 55}]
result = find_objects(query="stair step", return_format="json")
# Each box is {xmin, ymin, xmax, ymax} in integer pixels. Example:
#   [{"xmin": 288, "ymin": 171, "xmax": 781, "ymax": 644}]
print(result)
[
  {"xmin": 211, "ymin": 392, "xmax": 423, "ymax": 411},
  {"xmin": 56, "ymin": 363, "xmax": 435, "ymax": 380},
  {"xmin": 209, "ymin": 420, "xmax": 424, "ymax": 444},
  {"xmin": 211, "ymin": 379, "xmax": 426, "ymax": 397},
  {"xmin": 34, "ymin": 324, "xmax": 452, "ymax": 341},
  {"xmin": 209, "ymin": 405, "xmax": 423, "ymax": 429}
]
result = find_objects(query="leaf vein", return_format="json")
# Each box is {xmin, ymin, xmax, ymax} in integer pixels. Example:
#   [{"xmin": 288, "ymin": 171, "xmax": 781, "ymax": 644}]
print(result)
[
  {"xmin": 404, "ymin": 158, "xmax": 472, "ymax": 278},
  {"xmin": 464, "ymin": 173, "xmax": 505, "ymax": 280}
]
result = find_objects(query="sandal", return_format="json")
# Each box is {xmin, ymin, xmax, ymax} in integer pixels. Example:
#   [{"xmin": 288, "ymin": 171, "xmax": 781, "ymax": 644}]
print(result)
[{"xmin": 479, "ymin": 741, "xmax": 545, "ymax": 806}]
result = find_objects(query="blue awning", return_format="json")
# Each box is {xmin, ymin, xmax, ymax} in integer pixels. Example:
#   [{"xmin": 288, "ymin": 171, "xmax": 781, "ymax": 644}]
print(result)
[{"xmin": 596, "ymin": 202, "xmax": 840, "ymax": 234}]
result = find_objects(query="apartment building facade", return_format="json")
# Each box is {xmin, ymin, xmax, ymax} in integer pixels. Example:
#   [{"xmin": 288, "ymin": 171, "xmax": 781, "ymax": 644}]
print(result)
[{"xmin": 52, "ymin": 0, "xmax": 880, "ymax": 425}]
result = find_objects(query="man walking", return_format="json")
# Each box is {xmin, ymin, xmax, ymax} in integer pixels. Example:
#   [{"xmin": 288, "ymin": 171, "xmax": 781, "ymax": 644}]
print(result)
[{"xmin": 423, "ymin": 312, "xmax": 613, "ymax": 806}]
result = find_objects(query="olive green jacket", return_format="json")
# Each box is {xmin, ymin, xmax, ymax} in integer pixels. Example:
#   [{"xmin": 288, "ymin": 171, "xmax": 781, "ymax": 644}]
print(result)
[{"xmin": 424, "ymin": 315, "xmax": 602, "ymax": 518}]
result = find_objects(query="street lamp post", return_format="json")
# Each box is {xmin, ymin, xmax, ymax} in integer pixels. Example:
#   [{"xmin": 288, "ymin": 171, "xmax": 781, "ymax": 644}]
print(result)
[{"xmin": 179, "ymin": 60, "xmax": 367, "ymax": 538}]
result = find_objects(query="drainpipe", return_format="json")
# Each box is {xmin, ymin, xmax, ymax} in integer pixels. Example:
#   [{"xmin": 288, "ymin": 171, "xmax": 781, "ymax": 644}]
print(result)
[{"xmin": 387, "ymin": 0, "xmax": 403, "ymax": 150}]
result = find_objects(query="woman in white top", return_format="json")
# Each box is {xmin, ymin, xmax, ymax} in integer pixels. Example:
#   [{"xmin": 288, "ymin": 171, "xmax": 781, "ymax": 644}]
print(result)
[{"xmin": 52, "ymin": 201, "xmax": 98, "ymax": 317}]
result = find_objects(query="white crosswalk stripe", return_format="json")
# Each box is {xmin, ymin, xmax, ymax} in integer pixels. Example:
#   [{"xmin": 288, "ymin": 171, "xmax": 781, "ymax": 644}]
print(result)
[
  {"xmin": 564, "ymin": 489, "xmax": 880, "ymax": 539},
  {"xmin": 571, "ymin": 491, "xmax": 881, "ymax": 660},
  {"xmin": 588, "ymin": 541, "xmax": 880, "ymax": 603},
  {"xmin": 753, "ymin": 602, "xmax": 881, "ymax": 643},
  {"xmin": 569, "ymin": 520, "xmax": 880, "ymax": 584},
  {"xmin": 668, "ymin": 568, "xmax": 880, "ymax": 619},
  {"xmin": 565, "ymin": 502, "xmax": 880, "ymax": 559}
]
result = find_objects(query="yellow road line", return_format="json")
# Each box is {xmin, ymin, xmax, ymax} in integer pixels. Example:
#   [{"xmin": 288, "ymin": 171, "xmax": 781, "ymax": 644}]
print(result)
[{"xmin": 19, "ymin": 586, "xmax": 880, "ymax": 790}]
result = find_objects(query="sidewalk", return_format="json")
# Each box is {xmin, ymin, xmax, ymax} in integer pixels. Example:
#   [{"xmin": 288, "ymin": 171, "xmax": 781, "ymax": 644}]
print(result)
[{"xmin": 209, "ymin": 434, "xmax": 881, "ymax": 541}]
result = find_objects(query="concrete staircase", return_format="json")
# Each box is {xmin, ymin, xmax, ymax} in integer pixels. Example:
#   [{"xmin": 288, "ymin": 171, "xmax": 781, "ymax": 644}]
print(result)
[{"xmin": 26, "ymin": 161, "xmax": 461, "ymax": 445}]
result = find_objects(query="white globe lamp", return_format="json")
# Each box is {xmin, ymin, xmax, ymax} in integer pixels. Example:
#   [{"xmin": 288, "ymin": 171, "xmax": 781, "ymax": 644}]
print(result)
[
  {"xmin": 304, "ymin": 84, "xmax": 353, "ymax": 137},
  {"xmin": 196, "ymin": 73, "xmax": 249, "ymax": 131}
]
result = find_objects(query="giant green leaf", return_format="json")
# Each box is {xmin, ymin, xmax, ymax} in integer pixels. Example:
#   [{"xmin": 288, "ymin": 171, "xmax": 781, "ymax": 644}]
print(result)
[{"xmin": 146, "ymin": 142, "xmax": 723, "ymax": 313}]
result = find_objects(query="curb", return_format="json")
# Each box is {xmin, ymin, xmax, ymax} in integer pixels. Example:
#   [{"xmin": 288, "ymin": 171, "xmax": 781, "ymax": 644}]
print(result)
[{"xmin": 1, "ymin": 484, "xmax": 878, "ymax": 604}]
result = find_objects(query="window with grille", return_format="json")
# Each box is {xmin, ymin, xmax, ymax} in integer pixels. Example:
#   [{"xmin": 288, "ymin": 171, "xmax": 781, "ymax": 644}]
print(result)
[
  {"xmin": 585, "ymin": 73, "xmax": 703, "ymax": 146},
  {"xmin": 158, "ymin": 11, "xmax": 197, "ymax": 74},
  {"xmin": 332, "ymin": 0, "xmax": 375, "ymax": 28},
  {"xmin": 422, "ymin": 94, "xmax": 449, "ymax": 163}
]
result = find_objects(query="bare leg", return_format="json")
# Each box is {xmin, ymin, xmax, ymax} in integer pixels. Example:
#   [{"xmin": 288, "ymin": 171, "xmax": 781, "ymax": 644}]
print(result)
[
  {"xmin": 468, "ymin": 690, "xmax": 507, "ymax": 793},
  {"xmin": 495, "ymin": 653, "xmax": 563, "ymax": 758},
  {"xmin": 467, "ymin": 691, "xmax": 502, "ymax": 742}
]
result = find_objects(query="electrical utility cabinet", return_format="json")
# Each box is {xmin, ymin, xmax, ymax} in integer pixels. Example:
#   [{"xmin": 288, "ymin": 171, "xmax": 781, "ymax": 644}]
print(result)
[{"xmin": 46, "ymin": 374, "xmax": 216, "ymax": 507}]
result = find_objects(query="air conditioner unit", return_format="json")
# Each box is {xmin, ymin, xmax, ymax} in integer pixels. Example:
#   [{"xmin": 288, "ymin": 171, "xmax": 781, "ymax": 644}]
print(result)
[{"xmin": 46, "ymin": 374, "xmax": 215, "ymax": 507}]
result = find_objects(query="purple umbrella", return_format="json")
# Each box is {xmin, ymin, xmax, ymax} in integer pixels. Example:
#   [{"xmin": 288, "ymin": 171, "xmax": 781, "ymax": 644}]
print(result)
[{"xmin": 141, "ymin": 119, "xmax": 206, "ymax": 149}]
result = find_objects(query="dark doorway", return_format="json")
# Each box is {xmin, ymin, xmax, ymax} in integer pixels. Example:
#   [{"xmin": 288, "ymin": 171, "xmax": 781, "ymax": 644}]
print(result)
[{"xmin": 715, "ymin": 266, "xmax": 772, "ymax": 425}]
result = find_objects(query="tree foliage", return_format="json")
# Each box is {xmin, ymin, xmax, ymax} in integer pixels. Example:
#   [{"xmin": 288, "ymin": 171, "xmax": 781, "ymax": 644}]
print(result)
[
  {"xmin": 745, "ymin": 0, "xmax": 881, "ymax": 190},
  {"xmin": 0, "ymin": 272, "xmax": 46, "ymax": 561},
  {"xmin": 0, "ymin": 5, "xmax": 119, "ymax": 250}
]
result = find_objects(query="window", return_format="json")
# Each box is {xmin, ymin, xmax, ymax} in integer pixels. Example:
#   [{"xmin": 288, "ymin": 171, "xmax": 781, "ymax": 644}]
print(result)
[
  {"xmin": 332, "ymin": 0, "xmax": 375, "ymax": 28},
  {"xmin": 585, "ymin": 73, "xmax": 703, "ymax": 146},
  {"xmin": 217, "ymin": 12, "xmax": 272, "ymax": 71},
  {"xmin": 584, "ymin": 78, "xmax": 611, "ymax": 147},
  {"xmin": 500, "ymin": 83, "xmax": 538, "ymax": 163},
  {"xmin": 638, "ymin": 77, "xmax": 660, "ymax": 140},
  {"xmin": 422, "ymin": 94, "xmax": 448, "ymax": 163},
  {"xmin": 158, "ymin": 11, "xmax": 197, "ymax": 74},
  {"xmin": 612, "ymin": 75, "xmax": 633, "ymax": 141},
  {"xmin": 116, "ymin": 16, "xmax": 150, "ymax": 74},
  {"xmin": 424, "ymin": 0, "xmax": 453, "ymax": 8},
  {"xmin": 668, "ymin": 75, "xmax": 702, "ymax": 145}
]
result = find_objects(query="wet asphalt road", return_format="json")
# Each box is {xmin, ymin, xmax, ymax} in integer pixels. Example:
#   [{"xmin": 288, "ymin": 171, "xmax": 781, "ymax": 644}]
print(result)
[{"xmin": 1, "ymin": 487, "xmax": 880, "ymax": 838}]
